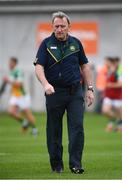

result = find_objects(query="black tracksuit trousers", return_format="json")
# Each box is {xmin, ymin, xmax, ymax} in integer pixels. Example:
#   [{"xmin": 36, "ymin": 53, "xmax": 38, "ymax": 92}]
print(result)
[{"xmin": 45, "ymin": 84, "xmax": 85, "ymax": 170}]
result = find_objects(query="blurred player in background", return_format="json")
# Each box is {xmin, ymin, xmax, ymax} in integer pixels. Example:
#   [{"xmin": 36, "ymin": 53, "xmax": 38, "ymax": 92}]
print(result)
[
  {"xmin": 95, "ymin": 57, "xmax": 112, "ymax": 113},
  {"xmin": 102, "ymin": 57, "xmax": 122, "ymax": 132},
  {"xmin": 1, "ymin": 57, "xmax": 38, "ymax": 135}
]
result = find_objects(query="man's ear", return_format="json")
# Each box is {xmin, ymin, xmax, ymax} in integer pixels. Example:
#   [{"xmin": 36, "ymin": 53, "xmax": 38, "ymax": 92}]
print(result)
[{"xmin": 68, "ymin": 24, "xmax": 71, "ymax": 32}]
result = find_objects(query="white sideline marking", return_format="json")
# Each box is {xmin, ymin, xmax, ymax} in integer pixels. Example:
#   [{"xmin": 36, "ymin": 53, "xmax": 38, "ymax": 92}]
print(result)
[{"xmin": 0, "ymin": 153, "xmax": 10, "ymax": 156}]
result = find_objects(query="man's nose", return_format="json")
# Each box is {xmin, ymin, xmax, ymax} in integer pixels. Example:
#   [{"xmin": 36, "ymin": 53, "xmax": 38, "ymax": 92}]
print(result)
[{"xmin": 57, "ymin": 26, "xmax": 62, "ymax": 31}]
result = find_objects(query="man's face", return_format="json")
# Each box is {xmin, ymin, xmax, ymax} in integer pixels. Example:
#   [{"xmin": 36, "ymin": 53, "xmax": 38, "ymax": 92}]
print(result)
[
  {"xmin": 9, "ymin": 60, "xmax": 16, "ymax": 70},
  {"xmin": 105, "ymin": 59, "xmax": 111, "ymax": 69},
  {"xmin": 52, "ymin": 17, "xmax": 70, "ymax": 41}
]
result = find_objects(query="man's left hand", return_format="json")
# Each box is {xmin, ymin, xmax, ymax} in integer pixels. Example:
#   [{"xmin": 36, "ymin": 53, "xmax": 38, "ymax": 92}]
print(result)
[{"xmin": 86, "ymin": 90, "xmax": 94, "ymax": 107}]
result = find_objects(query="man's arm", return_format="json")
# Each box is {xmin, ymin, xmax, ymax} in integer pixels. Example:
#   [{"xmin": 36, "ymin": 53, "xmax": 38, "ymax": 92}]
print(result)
[
  {"xmin": 81, "ymin": 63, "xmax": 93, "ymax": 87},
  {"xmin": 107, "ymin": 82, "xmax": 122, "ymax": 88},
  {"xmin": 0, "ymin": 81, "xmax": 7, "ymax": 96},
  {"xmin": 81, "ymin": 63, "xmax": 94, "ymax": 107},
  {"xmin": 35, "ymin": 64, "xmax": 55, "ymax": 95},
  {"xmin": 3, "ymin": 76, "xmax": 22, "ymax": 87}
]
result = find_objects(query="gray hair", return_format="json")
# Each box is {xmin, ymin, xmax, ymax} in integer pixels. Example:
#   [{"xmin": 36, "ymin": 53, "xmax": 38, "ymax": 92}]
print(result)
[{"xmin": 52, "ymin": 11, "xmax": 70, "ymax": 24}]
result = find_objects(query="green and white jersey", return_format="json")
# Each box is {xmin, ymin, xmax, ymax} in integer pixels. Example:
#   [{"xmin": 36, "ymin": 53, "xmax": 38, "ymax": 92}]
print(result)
[{"xmin": 9, "ymin": 67, "xmax": 26, "ymax": 97}]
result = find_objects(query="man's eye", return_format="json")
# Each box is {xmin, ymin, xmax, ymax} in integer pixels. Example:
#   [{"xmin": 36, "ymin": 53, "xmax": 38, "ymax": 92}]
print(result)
[
  {"xmin": 61, "ymin": 25, "xmax": 65, "ymax": 28},
  {"xmin": 55, "ymin": 25, "xmax": 66, "ymax": 28}
]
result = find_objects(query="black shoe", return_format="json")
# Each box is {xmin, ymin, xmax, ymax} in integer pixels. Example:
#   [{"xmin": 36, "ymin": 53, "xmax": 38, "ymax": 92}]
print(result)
[{"xmin": 70, "ymin": 167, "xmax": 84, "ymax": 174}]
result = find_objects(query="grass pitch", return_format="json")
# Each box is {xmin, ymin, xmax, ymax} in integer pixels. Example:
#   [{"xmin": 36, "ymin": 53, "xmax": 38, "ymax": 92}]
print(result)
[{"xmin": 0, "ymin": 112, "xmax": 122, "ymax": 179}]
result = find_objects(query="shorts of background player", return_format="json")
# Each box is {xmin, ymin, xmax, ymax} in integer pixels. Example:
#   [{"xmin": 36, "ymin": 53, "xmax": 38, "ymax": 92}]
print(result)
[
  {"xmin": 9, "ymin": 94, "xmax": 31, "ymax": 110},
  {"xmin": 103, "ymin": 97, "xmax": 122, "ymax": 108}
]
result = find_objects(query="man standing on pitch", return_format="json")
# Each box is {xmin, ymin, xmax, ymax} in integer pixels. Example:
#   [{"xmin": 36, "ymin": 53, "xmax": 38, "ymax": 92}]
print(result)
[{"xmin": 34, "ymin": 11, "xmax": 94, "ymax": 173}]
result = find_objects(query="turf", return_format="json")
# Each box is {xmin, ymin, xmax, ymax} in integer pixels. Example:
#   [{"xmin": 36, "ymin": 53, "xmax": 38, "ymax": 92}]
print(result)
[{"xmin": 0, "ymin": 112, "xmax": 122, "ymax": 179}]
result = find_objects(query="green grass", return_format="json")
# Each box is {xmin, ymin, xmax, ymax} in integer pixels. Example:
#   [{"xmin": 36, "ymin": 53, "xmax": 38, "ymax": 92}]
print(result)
[{"xmin": 0, "ymin": 112, "xmax": 122, "ymax": 179}]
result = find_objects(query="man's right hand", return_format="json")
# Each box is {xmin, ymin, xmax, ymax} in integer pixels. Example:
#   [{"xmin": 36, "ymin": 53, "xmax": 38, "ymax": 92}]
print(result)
[
  {"xmin": 3, "ymin": 76, "xmax": 9, "ymax": 83},
  {"xmin": 44, "ymin": 83, "xmax": 55, "ymax": 95},
  {"xmin": 35, "ymin": 65, "xmax": 55, "ymax": 95}
]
